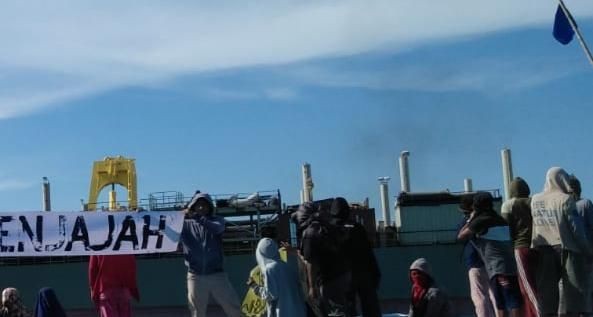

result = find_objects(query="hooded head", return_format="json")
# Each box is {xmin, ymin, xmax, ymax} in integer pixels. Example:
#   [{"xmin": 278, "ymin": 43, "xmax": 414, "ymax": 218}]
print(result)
[
  {"xmin": 459, "ymin": 194, "xmax": 474, "ymax": 215},
  {"xmin": 409, "ymin": 257, "xmax": 432, "ymax": 277},
  {"xmin": 544, "ymin": 167, "xmax": 571, "ymax": 194},
  {"xmin": 409, "ymin": 257, "xmax": 434, "ymax": 289},
  {"xmin": 186, "ymin": 191, "xmax": 214, "ymax": 217},
  {"xmin": 568, "ymin": 174, "xmax": 582, "ymax": 199},
  {"xmin": 473, "ymin": 192, "xmax": 495, "ymax": 215},
  {"xmin": 291, "ymin": 202, "xmax": 316, "ymax": 229},
  {"xmin": 330, "ymin": 197, "xmax": 350, "ymax": 222},
  {"xmin": 260, "ymin": 226, "xmax": 277, "ymax": 239},
  {"xmin": 409, "ymin": 258, "xmax": 434, "ymax": 306},
  {"xmin": 35, "ymin": 287, "xmax": 66, "ymax": 317},
  {"xmin": 510, "ymin": 177, "xmax": 530, "ymax": 199},
  {"xmin": 256, "ymin": 238, "xmax": 281, "ymax": 272}
]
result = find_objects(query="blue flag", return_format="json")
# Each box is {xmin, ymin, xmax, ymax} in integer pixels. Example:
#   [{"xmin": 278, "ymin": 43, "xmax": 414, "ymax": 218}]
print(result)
[{"xmin": 554, "ymin": 4, "xmax": 576, "ymax": 45}]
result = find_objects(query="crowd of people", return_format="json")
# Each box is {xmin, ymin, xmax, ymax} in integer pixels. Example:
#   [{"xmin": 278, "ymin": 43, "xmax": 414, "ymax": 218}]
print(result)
[
  {"xmin": 179, "ymin": 192, "xmax": 383, "ymax": 317},
  {"xmin": 5, "ymin": 165, "xmax": 593, "ymax": 317},
  {"xmin": 455, "ymin": 166, "xmax": 593, "ymax": 317}
]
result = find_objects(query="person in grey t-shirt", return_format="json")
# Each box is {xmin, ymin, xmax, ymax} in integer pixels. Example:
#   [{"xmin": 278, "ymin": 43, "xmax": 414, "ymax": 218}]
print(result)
[{"xmin": 458, "ymin": 192, "xmax": 522, "ymax": 317}]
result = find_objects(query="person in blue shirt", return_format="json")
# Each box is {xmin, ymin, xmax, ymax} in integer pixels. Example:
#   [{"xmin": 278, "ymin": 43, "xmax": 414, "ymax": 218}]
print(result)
[{"xmin": 180, "ymin": 191, "xmax": 241, "ymax": 317}]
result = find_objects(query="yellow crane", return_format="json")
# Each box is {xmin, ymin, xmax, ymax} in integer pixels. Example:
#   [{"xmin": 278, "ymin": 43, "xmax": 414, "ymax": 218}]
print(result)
[{"xmin": 86, "ymin": 156, "xmax": 138, "ymax": 211}]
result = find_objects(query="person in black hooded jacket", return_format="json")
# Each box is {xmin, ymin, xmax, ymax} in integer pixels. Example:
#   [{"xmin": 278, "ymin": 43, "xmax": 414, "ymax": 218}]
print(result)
[
  {"xmin": 329, "ymin": 197, "xmax": 381, "ymax": 317},
  {"xmin": 294, "ymin": 201, "xmax": 352, "ymax": 317}
]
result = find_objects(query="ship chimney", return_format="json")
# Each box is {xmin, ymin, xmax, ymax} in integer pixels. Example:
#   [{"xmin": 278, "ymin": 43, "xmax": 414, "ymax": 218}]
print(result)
[
  {"xmin": 399, "ymin": 151, "xmax": 411, "ymax": 192},
  {"xmin": 42, "ymin": 177, "xmax": 51, "ymax": 211},
  {"xmin": 109, "ymin": 184, "xmax": 117, "ymax": 211},
  {"xmin": 464, "ymin": 178, "xmax": 473, "ymax": 192},
  {"xmin": 501, "ymin": 148, "xmax": 514, "ymax": 201},
  {"xmin": 302, "ymin": 163, "xmax": 314, "ymax": 203},
  {"xmin": 378, "ymin": 177, "xmax": 391, "ymax": 226}
]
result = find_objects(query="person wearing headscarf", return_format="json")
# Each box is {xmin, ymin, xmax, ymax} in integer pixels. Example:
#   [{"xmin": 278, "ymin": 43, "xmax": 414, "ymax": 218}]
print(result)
[
  {"xmin": 33, "ymin": 288, "xmax": 66, "ymax": 317},
  {"xmin": 458, "ymin": 192, "xmax": 522, "ymax": 317},
  {"xmin": 248, "ymin": 238, "xmax": 306, "ymax": 317},
  {"xmin": 180, "ymin": 191, "xmax": 241, "ymax": 317},
  {"xmin": 407, "ymin": 258, "xmax": 452, "ymax": 317},
  {"xmin": 1, "ymin": 288, "xmax": 31, "ymax": 317},
  {"xmin": 501, "ymin": 177, "xmax": 539, "ymax": 317},
  {"xmin": 531, "ymin": 167, "xmax": 592, "ymax": 316},
  {"xmin": 330, "ymin": 197, "xmax": 381, "ymax": 317}
]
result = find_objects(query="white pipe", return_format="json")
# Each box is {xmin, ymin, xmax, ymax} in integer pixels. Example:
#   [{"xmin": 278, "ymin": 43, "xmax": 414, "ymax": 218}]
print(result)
[
  {"xmin": 399, "ymin": 151, "xmax": 411, "ymax": 192},
  {"xmin": 42, "ymin": 177, "xmax": 51, "ymax": 211},
  {"xmin": 378, "ymin": 177, "xmax": 391, "ymax": 226},
  {"xmin": 501, "ymin": 148, "xmax": 514, "ymax": 201},
  {"xmin": 302, "ymin": 163, "xmax": 314, "ymax": 202},
  {"xmin": 464, "ymin": 178, "xmax": 473, "ymax": 192}
]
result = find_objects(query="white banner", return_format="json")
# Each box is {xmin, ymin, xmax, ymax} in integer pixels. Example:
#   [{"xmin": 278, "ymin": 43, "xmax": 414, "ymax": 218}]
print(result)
[{"xmin": 0, "ymin": 211, "xmax": 185, "ymax": 257}]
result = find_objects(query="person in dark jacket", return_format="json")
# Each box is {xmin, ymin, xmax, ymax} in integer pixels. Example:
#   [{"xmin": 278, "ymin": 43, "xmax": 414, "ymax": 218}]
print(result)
[
  {"xmin": 34, "ymin": 288, "xmax": 66, "ymax": 317},
  {"xmin": 299, "ymin": 203, "xmax": 351, "ymax": 317},
  {"xmin": 180, "ymin": 191, "xmax": 240, "ymax": 317},
  {"xmin": 408, "ymin": 258, "xmax": 452, "ymax": 317},
  {"xmin": 329, "ymin": 197, "xmax": 381, "ymax": 317},
  {"xmin": 291, "ymin": 203, "xmax": 324, "ymax": 317}
]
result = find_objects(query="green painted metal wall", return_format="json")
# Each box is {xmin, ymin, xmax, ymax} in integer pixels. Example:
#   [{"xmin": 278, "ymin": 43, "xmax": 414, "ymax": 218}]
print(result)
[
  {"xmin": 0, "ymin": 244, "xmax": 469, "ymax": 310},
  {"xmin": 375, "ymin": 244, "xmax": 468, "ymax": 299}
]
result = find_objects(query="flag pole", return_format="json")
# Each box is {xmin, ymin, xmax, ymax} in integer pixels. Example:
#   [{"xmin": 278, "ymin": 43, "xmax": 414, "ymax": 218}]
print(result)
[{"xmin": 558, "ymin": 0, "xmax": 593, "ymax": 67}]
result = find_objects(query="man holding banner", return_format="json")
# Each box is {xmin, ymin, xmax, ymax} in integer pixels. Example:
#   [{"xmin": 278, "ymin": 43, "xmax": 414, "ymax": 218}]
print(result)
[{"xmin": 180, "ymin": 192, "xmax": 241, "ymax": 317}]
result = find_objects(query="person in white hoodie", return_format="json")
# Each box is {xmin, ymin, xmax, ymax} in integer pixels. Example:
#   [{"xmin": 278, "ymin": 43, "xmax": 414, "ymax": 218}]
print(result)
[
  {"xmin": 531, "ymin": 167, "xmax": 592, "ymax": 317},
  {"xmin": 248, "ymin": 238, "xmax": 307, "ymax": 317}
]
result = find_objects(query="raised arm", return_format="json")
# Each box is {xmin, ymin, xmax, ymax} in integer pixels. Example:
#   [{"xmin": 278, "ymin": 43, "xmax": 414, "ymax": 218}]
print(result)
[{"xmin": 199, "ymin": 216, "xmax": 225, "ymax": 235}]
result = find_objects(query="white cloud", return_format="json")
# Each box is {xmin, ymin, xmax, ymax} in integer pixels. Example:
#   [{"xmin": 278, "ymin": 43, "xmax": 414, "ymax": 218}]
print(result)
[
  {"xmin": 263, "ymin": 88, "xmax": 298, "ymax": 100},
  {"xmin": 0, "ymin": 179, "xmax": 35, "ymax": 192},
  {"xmin": 1, "ymin": 0, "xmax": 593, "ymax": 118},
  {"xmin": 286, "ymin": 56, "xmax": 586, "ymax": 94},
  {"xmin": 200, "ymin": 87, "xmax": 298, "ymax": 101}
]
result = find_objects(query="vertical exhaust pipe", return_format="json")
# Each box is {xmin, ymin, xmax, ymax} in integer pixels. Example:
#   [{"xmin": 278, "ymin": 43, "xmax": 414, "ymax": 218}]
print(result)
[
  {"xmin": 464, "ymin": 178, "xmax": 473, "ymax": 192},
  {"xmin": 302, "ymin": 163, "xmax": 314, "ymax": 203},
  {"xmin": 501, "ymin": 148, "xmax": 514, "ymax": 201},
  {"xmin": 399, "ymin": 151, "xmax": 411, "ymax": 192},
  {"xmin": 109, "ymin": 184, "xmax": 117, "ymax": 211},
  {"xmin": 378, "ymin": 177, "xmax": 391, "ymax": 226},
  {"xmin": 42, "ymin": 177, "xmax": 51, "ymax": 211}
]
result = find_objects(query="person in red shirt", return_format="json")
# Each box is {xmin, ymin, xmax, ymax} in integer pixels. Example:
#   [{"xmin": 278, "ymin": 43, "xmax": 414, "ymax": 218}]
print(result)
[{"xmin": 89, "ymin": 255, "xmax": 140, "ymax": 317}]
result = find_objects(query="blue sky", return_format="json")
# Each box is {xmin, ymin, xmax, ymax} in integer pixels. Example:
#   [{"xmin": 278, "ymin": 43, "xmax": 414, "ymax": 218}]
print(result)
[{"xmin": 2, "ymin": 1, "xmax": 593, "ymax": 218}]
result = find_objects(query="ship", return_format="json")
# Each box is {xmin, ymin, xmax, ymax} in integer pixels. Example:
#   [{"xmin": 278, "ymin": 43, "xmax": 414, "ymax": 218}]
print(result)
[{"xmin": 0, "ymin": 151, "xmax": 515, "ymax": 316}]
